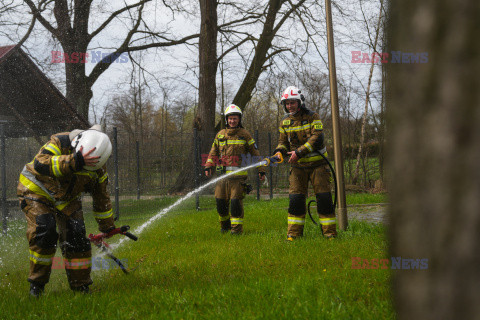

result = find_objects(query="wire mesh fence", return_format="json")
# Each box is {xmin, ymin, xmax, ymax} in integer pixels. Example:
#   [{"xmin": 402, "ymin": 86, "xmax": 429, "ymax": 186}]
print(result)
[{"xmin": 1, "ymin": 125, "xmax": 381, "ymax": 231}]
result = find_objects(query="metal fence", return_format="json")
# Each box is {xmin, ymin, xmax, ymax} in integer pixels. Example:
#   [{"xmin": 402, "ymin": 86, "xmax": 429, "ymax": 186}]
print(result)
[
  {"xmin": 1, "ymin": 125, "xmax": 380, "ymax": 232},
  {"xmin": 104, "ymin": 129, "xmax": 290, "ymax": 196},
  {"xmin": 0, "ymin": 127, "xmax": 291, "ymax": 231}
]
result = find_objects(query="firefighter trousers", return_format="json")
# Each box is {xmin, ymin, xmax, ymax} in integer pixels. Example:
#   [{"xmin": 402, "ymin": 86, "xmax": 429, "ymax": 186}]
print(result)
[
  {"xmin": 21, "ymin": 197, "xmax": 93, "ymax": 289},
  {"xmin": 288, "ymin": 164, "xmax": 337, "ymax": 238},
  {"xmin": 214, "ymin": 176, "xmax": 247, "ymax": 234}
]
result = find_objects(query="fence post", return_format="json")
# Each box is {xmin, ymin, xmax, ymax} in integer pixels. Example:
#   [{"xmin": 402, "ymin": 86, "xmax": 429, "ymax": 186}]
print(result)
[
  {"xmin": 1, "ymin": 124, "xmax": 7, "ymax": 234},
  {"xmin": 194, "ymin": 128, "xmax": 200, "ymax": 211},
  {"xmin": 136, "ymin": 140, "xmax": 141, "ymax": 200},
  {"xmin": 255, "ymin": 130, "xmax": 260, "ymax": 200},
  {"xmin": 113, "ymin": 127, "xmax": 120, "ymax": 221},
  {"xmin": 268, "ymin": 132, "xmax": 273, "ymax": 200}
]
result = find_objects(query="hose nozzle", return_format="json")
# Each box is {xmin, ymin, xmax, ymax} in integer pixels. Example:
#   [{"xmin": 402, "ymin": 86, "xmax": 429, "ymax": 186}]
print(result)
[{"xmin": 262, "ymin": 152, "xmax": 284, "ymax": 166}]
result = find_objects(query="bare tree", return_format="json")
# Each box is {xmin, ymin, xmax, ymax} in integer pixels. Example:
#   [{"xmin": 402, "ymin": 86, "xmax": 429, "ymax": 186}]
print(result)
[
  {"xmin": 21, "ymin": 0, "xmax": 199, "ymax": 119},
  {"xmin": 388, "ymin": 0, "xmax": 480, "ymax": 318},
  {"xmin": 170, "ymin": 0, "xmax": 314, "ymax": 192},
  {"xmin": 295, "ymin": 64, "xmax": 331, "ymax": 118},
  {"xmin": 352, "ymin": 0, "xmax": 384, "ymax": 185},
  {"xmin": 0, "ymin": 1, "xmax": 22, "ymax": 35},
  {"xmin": 229, "ymin": 0, "xmax": 307, "ymax": 109}
]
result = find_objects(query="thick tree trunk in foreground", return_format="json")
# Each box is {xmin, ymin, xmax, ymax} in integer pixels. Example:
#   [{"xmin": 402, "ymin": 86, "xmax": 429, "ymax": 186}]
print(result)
[{"xmin": 388, "ymin": 0, "xmax": 480, "ymax": 319}]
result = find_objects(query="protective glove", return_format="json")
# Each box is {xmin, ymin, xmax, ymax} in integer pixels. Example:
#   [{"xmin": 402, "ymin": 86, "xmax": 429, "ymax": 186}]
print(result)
[
  {"xmin": 204, "ymin": 166, "xmax": 214, "ymax": 177},
  {"xmin": 259, "ymin": 171, "xmax": 266, "ymax": 181},
  {"xmin": 101, "ymin": 225, "xmax": 116, "ymax": 234}
]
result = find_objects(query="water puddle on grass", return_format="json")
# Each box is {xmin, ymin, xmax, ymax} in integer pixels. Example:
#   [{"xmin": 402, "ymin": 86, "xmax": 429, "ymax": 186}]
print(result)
[{"xmin": 111, "ymin": 161, "xmax": 266, "ymax": 251}]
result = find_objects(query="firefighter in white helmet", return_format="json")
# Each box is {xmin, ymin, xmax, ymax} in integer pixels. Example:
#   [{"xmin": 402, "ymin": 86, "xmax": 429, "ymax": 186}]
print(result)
[
  {"xmin": 17, "ymin": 124, "xmax": 115, "ymax": 297},
  {"xmin": 204, "ymin": 104, "xmax": 266, "ymax": 235},
  {"xmin": 273, "ymin": 86, "xmax": 336, "ymax": 240}
]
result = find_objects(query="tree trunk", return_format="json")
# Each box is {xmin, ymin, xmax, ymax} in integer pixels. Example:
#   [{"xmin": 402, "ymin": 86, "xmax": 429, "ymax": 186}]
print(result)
[
  {"xmin": 65, "ymin": 66, "xmax": 92, "ymax": 121},
  {"xmin": 170, "ymin": 0, "xmax": 218, "ymax": 193},
  {"xmin": 197, "ymin": 0, "xmax": 218, "ymax": 149},
  {"xmin": 62, "ymin": 42, "xmax": 92, "ymax": 122},
  {"xmin": 388, "ymin": 0, "xmax": 480, "ymax": 319}
]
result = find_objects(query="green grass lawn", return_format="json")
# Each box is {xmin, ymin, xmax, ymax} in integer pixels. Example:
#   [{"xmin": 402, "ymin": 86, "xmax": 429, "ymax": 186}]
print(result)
[
  {"xmin": 0, "ymin": 194, "xmax": 393, "ymax": 319},
  {"xmin": 346, "ymin": 192, "xmax": 388, "ymax": 205}
]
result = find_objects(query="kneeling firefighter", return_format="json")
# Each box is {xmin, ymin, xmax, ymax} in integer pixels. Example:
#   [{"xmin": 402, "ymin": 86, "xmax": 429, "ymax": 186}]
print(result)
[
  {"xmin": 272, "ymin": 86, "xmax": 337, "ymax": 240},
  {"xmin": 204, "ymin": 104, "xmax": 266, "ymax": 235},
  {"xmin": 17, "ymin": 125, "xmax": 115, "ymax": 297}
]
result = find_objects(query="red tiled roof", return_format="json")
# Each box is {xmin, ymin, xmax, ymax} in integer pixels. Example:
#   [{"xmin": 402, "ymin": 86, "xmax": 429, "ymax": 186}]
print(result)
[
  {"xmin": 0, "ymin": 44, "xmax": 89, "ymax": 139},
  {"xmin": 0, "ymin": 45, "xmax": 16, "ymax": 61}
]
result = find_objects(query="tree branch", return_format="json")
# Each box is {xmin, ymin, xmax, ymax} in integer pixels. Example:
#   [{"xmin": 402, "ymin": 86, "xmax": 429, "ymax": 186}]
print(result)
[
  {"xmin": 217, "ymin": 36, "xmax": 252, "ymax": 62},
  {"xmin": 126, "ymin": 33, "xmax": 200, "ymax": 51},
  {"xmin": 273, "ymin": 0, "xmax": 306, "ymax": 34},
  {"xmin": 87, "ymin": 2, "xmax": 146, "ymax": 87},
  {"xmin": 17, "ymin": 9, "xmax": 37, "ymax": 48},
  {"xmin": 53, "ymin": 0, "xmax": 71, "ymax": 42},
  {"xmin": 23, "ymin": 0, "xmax": 58, "ymax": 36},
  {"xmin": 88, "ymin": 0, "xmax": 151, "ymax": 41}
]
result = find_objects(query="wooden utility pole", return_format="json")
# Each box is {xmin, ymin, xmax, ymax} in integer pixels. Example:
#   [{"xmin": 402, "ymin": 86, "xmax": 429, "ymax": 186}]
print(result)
[{"xmin": 325, "ymin": 0, "xmax": 347, "ymax": 230}]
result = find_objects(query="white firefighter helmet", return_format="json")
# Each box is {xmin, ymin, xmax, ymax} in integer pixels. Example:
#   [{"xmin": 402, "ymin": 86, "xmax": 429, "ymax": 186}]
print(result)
[
  {"xmin": 70, "ymin": 127, "xmax": 112, "ymax": 171},
  {"xmin": 224, "ymin": 104, "xmax": 243, "ymax": 125},
  {"xmin": 280, "ymin": 86, "xmax": 305, "ymax": 113}
]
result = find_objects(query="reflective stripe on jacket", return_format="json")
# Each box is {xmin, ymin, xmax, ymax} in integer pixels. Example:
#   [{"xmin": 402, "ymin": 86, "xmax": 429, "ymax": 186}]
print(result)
[
  {"xmin": 275, "ymin": 109, "xmax": 328, "ymax": 168},
  {"xmin": 17, "ymin": 132, "xmax": 112, "ymax": 219},
  {"xmin": 205, "ymin": 127, "xmax": 266, "ymax": 175}
]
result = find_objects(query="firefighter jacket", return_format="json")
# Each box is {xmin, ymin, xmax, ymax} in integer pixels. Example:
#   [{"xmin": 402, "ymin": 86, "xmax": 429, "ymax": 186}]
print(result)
[
  {"xmin": 17, "ymin": 132, "xmax": 114, "ymax": 231},
  {"xmin": 205, "ymin": 127, "xmax": 266, "ymax": 176},
  {"xmin": 274, "ymin": 108, "xmax": 328, "ymax": 168}
]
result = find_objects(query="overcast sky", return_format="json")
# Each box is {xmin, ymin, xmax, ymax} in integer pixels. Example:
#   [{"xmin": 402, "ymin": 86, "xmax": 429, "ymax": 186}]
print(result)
[{"xmin": 0, "ymin": 0, "xmax": 384, "ymax": 121}]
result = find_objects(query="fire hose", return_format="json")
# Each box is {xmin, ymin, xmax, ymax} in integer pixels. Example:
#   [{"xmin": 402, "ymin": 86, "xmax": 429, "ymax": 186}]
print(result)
[
  {"xmin": 88, "ymin": 225, "xmax": 138, "ymax": 274},
  {"xmin": 307, "ymin": 152, "xmax": 337, "ymax": 230}
]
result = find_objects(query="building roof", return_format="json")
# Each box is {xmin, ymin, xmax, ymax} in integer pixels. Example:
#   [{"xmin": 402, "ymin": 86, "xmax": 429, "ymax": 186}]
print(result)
[{"xmin": 0, "ymin": 44, "xmax": 89, "ymax": 142}]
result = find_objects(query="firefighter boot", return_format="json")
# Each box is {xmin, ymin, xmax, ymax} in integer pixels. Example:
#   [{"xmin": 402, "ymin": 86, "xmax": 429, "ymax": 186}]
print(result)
[
  {"xmin": 216, "ymin": 198, "xmax": 231, "ymax": 233},
  {"xmin": 322, "ymin": 224, "xmax": 337, "ymax": 238},
  {"xmin": 220, "ymin": 219, "xmax": 231, "ymax": 233},
  {"xmin": 230, "ymin": 199, "xmax": 244, "ymax": 235},
  {"xmin": 72, "ymin": 284, "xmax": 90, "ymax": 294},
  {"xmin": 29, "ymin": 281, "xmax": 45, "ymax": 298},
  {"xmin": 286, "ymin": 235, "xmax": 295, "ymax": 242},
  {"xmin": 316, "ymin": 192, "xmax": 337, "ymax": 238},
  {"xmin": 287, "ymin": 194, "xmax": 306, "ymax": 240}
]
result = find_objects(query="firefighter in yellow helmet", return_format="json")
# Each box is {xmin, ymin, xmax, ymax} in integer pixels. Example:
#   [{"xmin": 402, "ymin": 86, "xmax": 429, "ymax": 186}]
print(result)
[
  {"xmin": 204, "ymin": 104, "xmax": 266, "ymax": 235},
  {"xmin": 17, "ymin": 125, "xmax": 115, "ymax": 297},
  {"xmin": 273, "ymin": 86, "xmax": 336, "ymax": 240}
]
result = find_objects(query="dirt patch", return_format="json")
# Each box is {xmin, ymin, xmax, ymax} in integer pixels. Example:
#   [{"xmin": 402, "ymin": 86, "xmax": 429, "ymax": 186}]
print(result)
[{"xmin": 347, "ymin": 204, "xmax": 388, "ymax": 224}]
